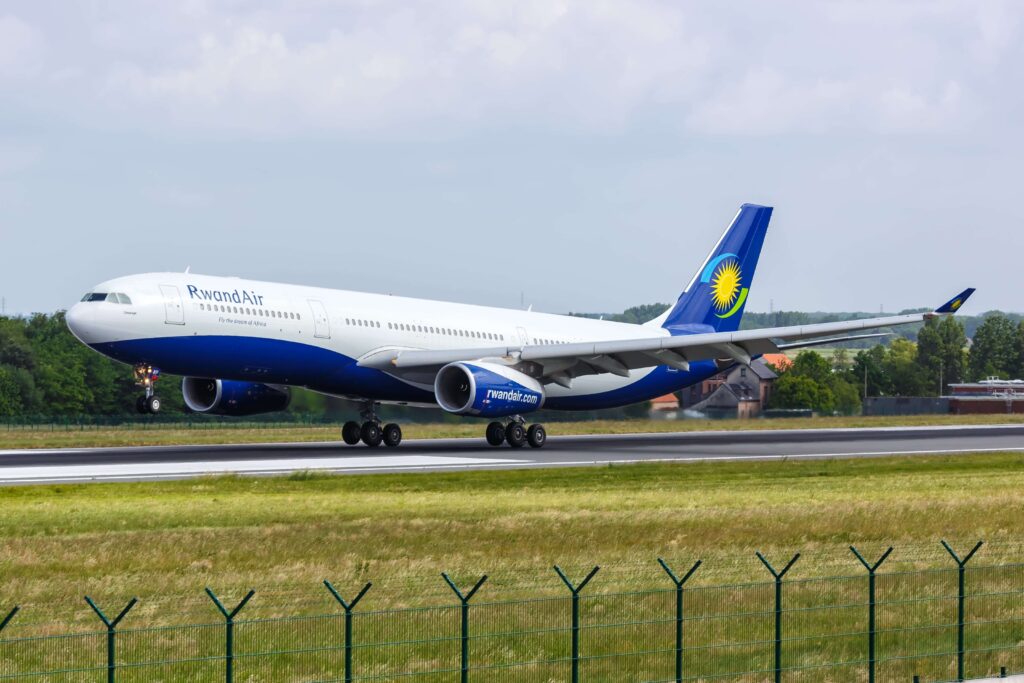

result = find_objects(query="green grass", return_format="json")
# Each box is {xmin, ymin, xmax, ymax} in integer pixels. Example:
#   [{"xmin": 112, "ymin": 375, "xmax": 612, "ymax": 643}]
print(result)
[
  {"xmin": 2, "ymin": 453, "xmax": 1023, "ymax": 681},
  {"xmin": 2, "ymin": 413, "xmax": 1022, "ymax": 449}
]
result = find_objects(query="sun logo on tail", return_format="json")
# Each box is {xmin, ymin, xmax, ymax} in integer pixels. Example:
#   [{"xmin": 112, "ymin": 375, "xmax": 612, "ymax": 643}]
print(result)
[
  {"xmin": 699, "ymin": 252, "xmax": 750, "ymax": 319},
  {"xmin": 711, "ymin": 260, "xmax": 742, "ymax": 313}
]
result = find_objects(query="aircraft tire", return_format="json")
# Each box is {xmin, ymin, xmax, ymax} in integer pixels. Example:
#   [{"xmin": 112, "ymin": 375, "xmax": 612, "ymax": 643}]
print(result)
[
  {"xmin": 485, "ymin": 422, "xmax": 505, "ymax": 446},
  {"xmin": 526, "ymin": 424, "xmax": 546, "ymax": 448},
  {"xmin": 341, "ymin": 421, "xmax": 362, "ymax": 445},
  {"xmin": 382, "ymin": 423, "xmax": 402, "ymax": 448},
  {"xmin": 136, "ymin": 396, "xmax": 147, "ymax": 414},
  {"xmin": 361, "ymin": 421, "xmax": 383, "ymax": 447},
  {"xmin": 146, "ymin": 395, "xmax": 162, "ymax": 414},
  {"xmin": 505, "ymin": 422, "xmax": 526, "ymax": 448}
]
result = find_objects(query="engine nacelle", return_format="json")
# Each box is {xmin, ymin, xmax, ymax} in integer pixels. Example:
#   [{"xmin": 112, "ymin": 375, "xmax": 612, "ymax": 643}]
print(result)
[
  {"xmin": 434, "ymin": 361, "xmax": 544, "ymax": 417},
  {"xmin": 182, "ymin": 377, "xmax": 291, "ymax": 416}
]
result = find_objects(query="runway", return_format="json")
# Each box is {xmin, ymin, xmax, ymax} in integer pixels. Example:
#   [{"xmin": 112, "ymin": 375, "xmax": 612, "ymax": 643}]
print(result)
[{"xmin": 0, "ymin": 424, "xmax": 1022, "ymax": 484}]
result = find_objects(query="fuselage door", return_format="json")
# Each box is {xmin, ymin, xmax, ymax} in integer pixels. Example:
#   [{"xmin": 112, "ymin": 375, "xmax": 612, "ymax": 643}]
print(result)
[
  {"xmin": 516, "ymin": 326, "xmax": 529, "ymax": 347},
  {"xmin": 159, "ymin": 284, "xmax": 185, "ymax": 325},
  {"xmin": 308, "ymin": 299, "xmax": 331, "ymax": 339}
]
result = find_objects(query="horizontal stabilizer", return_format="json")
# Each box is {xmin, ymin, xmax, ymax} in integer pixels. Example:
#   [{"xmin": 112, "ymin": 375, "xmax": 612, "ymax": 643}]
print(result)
[{"xmin": 934, "ymin": 288, "xmax": 975, "ymax": 314}]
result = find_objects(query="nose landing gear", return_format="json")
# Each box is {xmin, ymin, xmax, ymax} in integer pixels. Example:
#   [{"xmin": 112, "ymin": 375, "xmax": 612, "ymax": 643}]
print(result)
[{"xmin": 134, "ymin": 365, "xmax": 162, "ymax": 414}]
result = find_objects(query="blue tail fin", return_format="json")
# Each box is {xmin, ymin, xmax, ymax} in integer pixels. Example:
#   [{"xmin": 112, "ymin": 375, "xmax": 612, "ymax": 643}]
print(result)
[{"xmin": 658, "ymin": 203, "xmax": 772, "ymax": 334}]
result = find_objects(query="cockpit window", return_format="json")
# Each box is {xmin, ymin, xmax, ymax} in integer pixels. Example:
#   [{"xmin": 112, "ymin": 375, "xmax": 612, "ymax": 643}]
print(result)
[{"xmin": 83, "ymin": 292, "xmax": 131, "ymax": 304}]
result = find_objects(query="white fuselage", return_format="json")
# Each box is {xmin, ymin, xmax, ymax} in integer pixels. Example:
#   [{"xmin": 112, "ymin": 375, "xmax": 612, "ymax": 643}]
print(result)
[{"xmin": 66, "ymin": 272, "xmax": 712, "ymax": 412}]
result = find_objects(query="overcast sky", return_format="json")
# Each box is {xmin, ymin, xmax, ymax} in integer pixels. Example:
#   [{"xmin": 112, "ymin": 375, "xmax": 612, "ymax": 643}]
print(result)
[{"xmin": 1, "ymin": 1, "xmax": 1021, "ymax": 317}]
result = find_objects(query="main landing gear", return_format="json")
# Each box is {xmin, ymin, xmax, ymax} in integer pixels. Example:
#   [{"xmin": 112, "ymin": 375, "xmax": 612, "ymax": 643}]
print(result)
[
  {"xmin": 486, "ymin": 418, "xmax": 546, "ymax": 449},
  {"xmin": 134, "ymin": 364, "xmax": 162, "ymax": 414},
  {"xmin": 341, "ymin": 402, "xmax": 402, "ymax": 448}
]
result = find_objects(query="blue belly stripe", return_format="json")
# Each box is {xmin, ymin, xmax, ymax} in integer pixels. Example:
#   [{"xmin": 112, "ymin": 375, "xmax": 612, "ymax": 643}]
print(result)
[{"xmin": 91, "ymin": 335, "xmax": 717, "ymax": 412}]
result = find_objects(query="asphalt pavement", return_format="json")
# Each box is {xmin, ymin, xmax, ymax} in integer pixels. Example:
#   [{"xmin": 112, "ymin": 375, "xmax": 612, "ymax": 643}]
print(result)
[{"xmin": 0, "ymin": 423, "xmax": 1021, "ymax": 484}]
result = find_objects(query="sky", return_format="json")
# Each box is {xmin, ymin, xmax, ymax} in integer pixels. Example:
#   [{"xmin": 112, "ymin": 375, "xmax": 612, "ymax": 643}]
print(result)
[{"xmin": 0, "ymin": 0, "xmax": 1021, "ymax": 318}]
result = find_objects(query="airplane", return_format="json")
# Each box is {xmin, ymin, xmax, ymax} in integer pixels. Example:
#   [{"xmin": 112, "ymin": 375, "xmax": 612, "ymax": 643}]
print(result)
[{"xmin": 65, "ymin": 204, "xmax": 974, "ymax": 449}]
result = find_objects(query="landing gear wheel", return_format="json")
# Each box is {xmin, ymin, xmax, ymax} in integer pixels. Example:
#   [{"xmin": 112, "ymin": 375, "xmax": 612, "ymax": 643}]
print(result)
[
  {"xmin": 145, "ymin": 395, "xmax": 161, "ymax": 414},
  {"xmin": 341, "ymin": 421, "xmax": 362, "ymax": 445},
  {"xmin": 360, "ymin": 421, "xmax": 383, "ymax": 447},
  {"xmin": 136, "ymin": 396, "xmax": 147, "ymax": 414},
  {"xmin": 382, "ymin": 423, "xmax": 402, "ymax": 448},
  {"xmin": 527, "ymin": 424, "xmax": 546, "ymax": 448},
  {"xmin": 505, "ymin": 422, "xmax": 526, "ymax": 448},
  {"xmin": 486, "ymin": 422, "xmax": 506, "ymax": 447}
]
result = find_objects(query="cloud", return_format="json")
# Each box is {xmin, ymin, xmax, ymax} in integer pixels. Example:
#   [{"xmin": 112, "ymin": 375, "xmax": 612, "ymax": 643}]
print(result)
[
  {"xmin": 98, "ymin": 1, "xmax": 710, "ymax": 134},
  {"xmin": 0, "ymin": 15, "xmax": 43, "ymax": 79},
  {"xmin": 3, "ymin": 1, "xmax": 1023, "ymax": 138}
]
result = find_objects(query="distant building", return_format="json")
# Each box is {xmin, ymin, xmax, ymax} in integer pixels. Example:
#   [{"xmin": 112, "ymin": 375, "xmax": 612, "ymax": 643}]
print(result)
[
  {"xmin": 947, "ymin": 378, "xmax": 1024, "ymax": 414},
  {"xmin": 863, "ymin": 377, "xmax": 1024, "ymax": 416},
  {"xmin": 649, "ymin": 393, "xmax": 680, "ymax": 420},
  {"xmin": 674, "ymin": 358, "xmax": 780, "ymax": 419}
]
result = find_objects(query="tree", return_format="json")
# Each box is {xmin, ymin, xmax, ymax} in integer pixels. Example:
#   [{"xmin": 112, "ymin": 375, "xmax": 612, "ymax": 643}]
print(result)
[
  {"xmin": 968, "ymin": 314, "xmax": 1018, "ymax": 380},
  {"xmin": 790, "ymin": 350, "xmax": 832, "ymax": 385},
  {"xmin": 831, "ymin": 348, "xmax": 852, "ymax": 374},
  {"xmin": 770, "ymin": 374, "xmax": 834, "ymax": 414},
  {"xmin": 916, "ymin": 316, "xmax": 967, "ymax": 394},
  {"xmin": 884, "ymin": 338, "xmax": 928, "ymax": 396},
  {"xmin": 851, "ymin": 346, "xmax": 890, "ymax": 397},
  {"xmin": 613, "ymin": 304, "xmax": 670, "ymax": 325},
  {"xmin": 830, "ymin": 379, "xmax": 862, "ymax": 416},
  {"xmin": 769, "ymin": 350, "xmax": 860, "ymax": 415},
  {"xmin": 1016, "ymin": 321, "xmax": 1024, "ymax": 379},
  {"xmin": 0, "ymin": 366, "xmax": 24, "ymax": 415}
]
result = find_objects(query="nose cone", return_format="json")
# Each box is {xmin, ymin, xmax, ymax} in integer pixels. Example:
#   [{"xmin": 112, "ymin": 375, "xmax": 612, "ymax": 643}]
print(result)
[{"xmin": 66, "ymin": 303, "xmax": 101, "ymax": 345}]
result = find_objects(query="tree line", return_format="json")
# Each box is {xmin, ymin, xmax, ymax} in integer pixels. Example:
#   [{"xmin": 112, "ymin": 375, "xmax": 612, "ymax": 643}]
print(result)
[{"xmin": 768, "ymin": 313, "xmax": 1024, "ymax": 415}]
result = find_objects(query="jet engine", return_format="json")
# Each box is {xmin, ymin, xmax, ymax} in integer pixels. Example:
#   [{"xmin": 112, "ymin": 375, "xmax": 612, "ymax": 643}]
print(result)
[
  {"xmin": 434, "ymin": 361, "xmax": 544, "ymax": 417},
  {"xmin": 182, "ymin": 377, "xmax": 291, "ymax": 416}
]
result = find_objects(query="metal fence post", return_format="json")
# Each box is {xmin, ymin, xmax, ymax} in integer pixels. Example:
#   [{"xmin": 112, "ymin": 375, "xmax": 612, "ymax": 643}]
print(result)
[
  {"xmin": 442, "ymin": 573, "xmax": 488, "ymax": 683},
  {"xmin": 206, "ymin": 588, "xmax": 255, "ymax": 683},
  {"xmin": 756, "ymin": 552, "xmax": 800, "ymax": 683},
  {"xmin": 658, "ymin": 558, "xmax": 702, "ymax": 683},
  {"xmin": 554, "ymin": 565, "xmax": 600, "ymax": 683},
  {"xmin": 85, "ymin": 596, "xmax": 138, "ymax": 683},
  {"xmin": 941, "ymin": 540, "xmax": 983, "ymax": 682},
  {"xmin": 324, "ymin": 580, "xmax": 372, "ymax": 683},
  {"xmin": 0, "ymin": 606, "xmax": 19, "ymax": 634},
  {"xmin": 850, "ymin": 546, "xmax": 894, "ymax": 683}
]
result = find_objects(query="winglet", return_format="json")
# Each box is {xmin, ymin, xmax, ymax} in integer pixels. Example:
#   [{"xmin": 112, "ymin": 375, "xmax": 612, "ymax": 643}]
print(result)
[{"xmin": 934, "ymin": 288, "xmax": 975, "ymax": 314}]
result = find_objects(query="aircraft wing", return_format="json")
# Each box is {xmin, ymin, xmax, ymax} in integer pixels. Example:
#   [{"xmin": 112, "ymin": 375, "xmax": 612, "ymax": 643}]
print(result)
[{"xmin": 358, "ymin": 289, "xmax": 975, "ymax": 386}]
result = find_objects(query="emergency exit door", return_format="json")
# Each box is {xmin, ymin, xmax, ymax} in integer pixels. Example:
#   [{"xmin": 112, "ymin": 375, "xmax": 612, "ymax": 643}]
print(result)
[{"xmin": 308, "ymin": 299, "xmax": 331, "ymax": 339}]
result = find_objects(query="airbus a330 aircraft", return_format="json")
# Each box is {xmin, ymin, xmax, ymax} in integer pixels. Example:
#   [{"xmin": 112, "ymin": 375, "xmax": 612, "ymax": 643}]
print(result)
[{"xmin": 66, "ymin": 204, "xmax": 973, "ymax": 449}]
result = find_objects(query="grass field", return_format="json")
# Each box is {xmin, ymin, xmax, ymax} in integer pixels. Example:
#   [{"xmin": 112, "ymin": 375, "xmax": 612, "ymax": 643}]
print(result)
[
  {"xmin": 2, "ymin": 413, "xmax": 1023, "ymax": 449},
  {"xmin": 1, "ymin": 452, "xmax": 1023, "ymax": 680},
  {"xmin": 1, "ymin": 451, "xmax": 1022, "ymax": 625}
]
